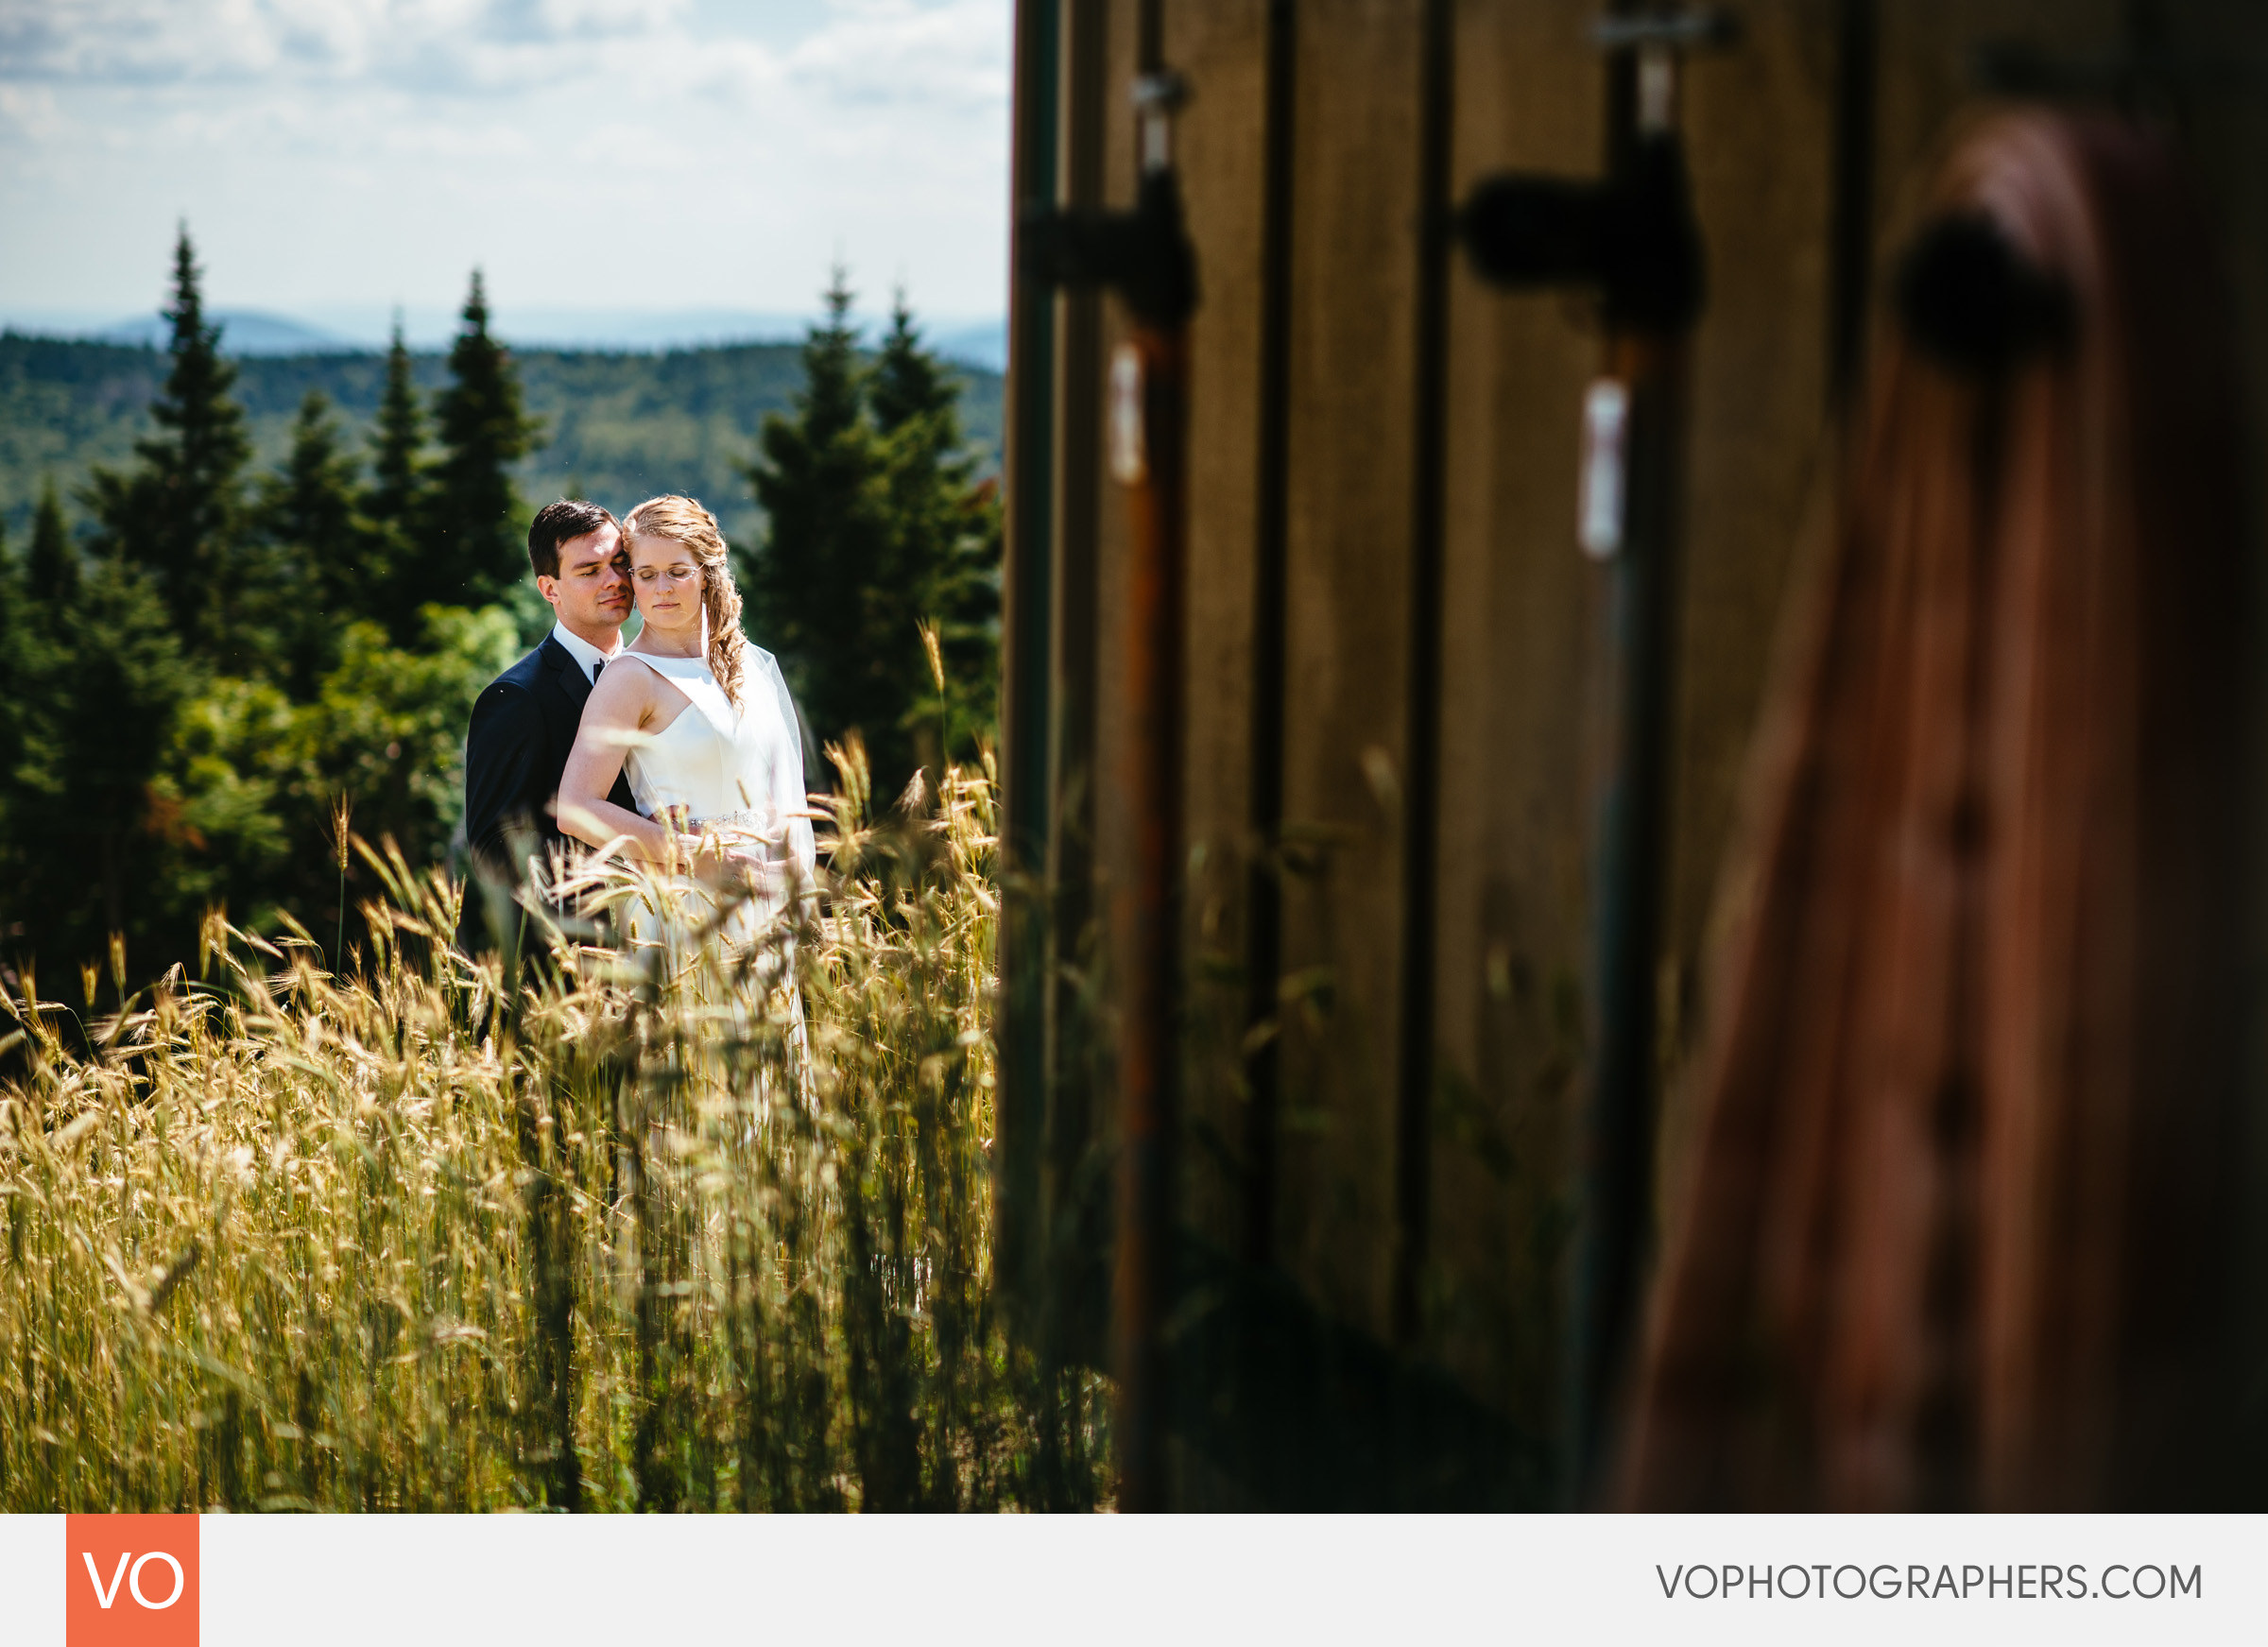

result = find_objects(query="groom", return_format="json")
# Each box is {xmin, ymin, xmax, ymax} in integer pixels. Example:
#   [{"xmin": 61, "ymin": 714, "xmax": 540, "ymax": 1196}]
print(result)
[{"xmin": 455, "ymin": 499, "xmax": 641, "ymax": 957}]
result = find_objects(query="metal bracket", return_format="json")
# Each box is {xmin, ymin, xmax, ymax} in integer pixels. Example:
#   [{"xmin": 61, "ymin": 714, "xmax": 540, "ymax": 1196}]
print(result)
[
  {"xmin": 1451, "ymin": 8, "xmax": 1735, "ymax": 333},
  {"xmin": 1893, "ymin": 213, "xmax": 2075, "ymax": 376},
  {"xmin": 1019, "ymin": 72, "xmax": 1199, "ymax": 327},
  {"xmin": 1592, "ymin": 9, "xmax": 1739, "ymax": 52}
]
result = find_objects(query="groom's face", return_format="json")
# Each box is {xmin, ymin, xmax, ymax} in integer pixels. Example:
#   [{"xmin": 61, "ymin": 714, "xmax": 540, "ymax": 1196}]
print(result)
[{"xmin": 540, "ymin": 523, "xmax": 632, "ymax": 635}]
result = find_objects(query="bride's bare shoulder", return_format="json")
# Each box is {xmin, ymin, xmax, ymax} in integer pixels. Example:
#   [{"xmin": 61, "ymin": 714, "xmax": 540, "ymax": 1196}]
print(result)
[
  {"xmin": 599, "ymin": 651, "xmax": 696, "ymax": 729},
  {"xmin": 584, "ymin": 655, "xmax": 661, "ymax": 718}
]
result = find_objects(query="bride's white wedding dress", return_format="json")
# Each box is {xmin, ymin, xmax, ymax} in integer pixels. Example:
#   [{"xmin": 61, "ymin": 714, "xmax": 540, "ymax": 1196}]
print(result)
[{"xmin": 613, "ymin": 646, "xmax": 816, "ymax": 971}]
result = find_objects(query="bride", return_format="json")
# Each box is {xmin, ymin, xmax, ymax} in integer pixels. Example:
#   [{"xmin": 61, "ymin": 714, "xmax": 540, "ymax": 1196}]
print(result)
[{"xmin": 556, "ymin": 494, "xmax": 816, "ymax": 984}]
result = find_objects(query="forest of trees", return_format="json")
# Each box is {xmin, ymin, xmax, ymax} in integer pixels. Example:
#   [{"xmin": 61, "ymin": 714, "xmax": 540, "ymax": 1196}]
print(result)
[
  {"xmin": 0, "ymin": 334, "xmax": 1005, "ymax": 559},
  {"xmin": 0, "ymin": 231, "xmax": 1002, "ymax": 989},
  {"xmin": 749, "ymin": 274, "xmax": 1003, "ymax": 793}
]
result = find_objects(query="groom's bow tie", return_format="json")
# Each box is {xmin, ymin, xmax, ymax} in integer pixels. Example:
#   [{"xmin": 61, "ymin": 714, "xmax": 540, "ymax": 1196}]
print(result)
[{"xmin": 591, "ymin": 659, "xmax": 605, "ymax": 682}]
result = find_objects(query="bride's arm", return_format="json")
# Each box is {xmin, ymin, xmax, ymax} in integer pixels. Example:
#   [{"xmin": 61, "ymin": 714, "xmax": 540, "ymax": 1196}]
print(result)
[{"xmin": 558, "ymin": 669, "xmax": 682, "ymax": 863}]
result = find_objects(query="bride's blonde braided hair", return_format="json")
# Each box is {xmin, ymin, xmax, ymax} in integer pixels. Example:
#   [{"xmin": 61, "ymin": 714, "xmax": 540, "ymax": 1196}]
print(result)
[{"xmin": 623, "ymin": 494, "xmax": 747, "ymax": 708}]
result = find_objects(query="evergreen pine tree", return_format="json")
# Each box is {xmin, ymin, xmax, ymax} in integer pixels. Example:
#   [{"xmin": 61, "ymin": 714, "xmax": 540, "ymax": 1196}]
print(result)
[
  {"xmin": 747, "ymin": 270, "xmax": 905, "ymax": 782},
  {"xmin": 7, "ymin": 491, "xmax": 195, "ymax": 968},
  {"xmin": 0, "ymin": 511, "xmax": 14, "ymax": 886},
  {"xmin": 868, "ymin": 291, "xmax": 1001, "ymax": 772},
  {"xmin": 3, "ymin": 484, "xmax": 77, "ymax": 917},
  {"xmin": 84, "ymin": 225, "xmax": 254, "ymax": 665},
  {"xmin": 267, "ymin": 392, "xmax": 360, "ymax": 557},
  {"xmin": 368, "ymin": 317, "xmax": 427, "ymax": 525},
  {"xmin": 425, "ymin": 272, "xmax": 541, "ymax": 609},
  {"xmin": 258, "ymin": 389, "xmax": 384, "ymax": 687},
  {"xmin": 869, "ymin": 291, "xmax": 958, "ymax": 436},
  {"xmin": 749, "ymin": 277, "xmax": 1001, "ymax": 791},
  {"xmin": 27, "ymin": 479, "xmax": 80, "ymax": 604},
  {"xmin": 365, "ymin": 317, "xmax": 430, "ymax": 635}
]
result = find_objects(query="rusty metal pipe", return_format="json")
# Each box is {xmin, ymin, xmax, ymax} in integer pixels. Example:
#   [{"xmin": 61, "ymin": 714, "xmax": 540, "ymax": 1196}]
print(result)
[
  {"xmin": 1017, "ymin": 60, "xmax": 1198, "ymax": 1512},
  {"xmin": 1111, "ymin": 315, "xmax": 1188, "ymax": 1513}
]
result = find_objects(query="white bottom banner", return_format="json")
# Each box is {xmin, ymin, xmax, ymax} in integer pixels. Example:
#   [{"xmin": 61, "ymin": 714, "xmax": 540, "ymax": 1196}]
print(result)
[{"xmin": 3, "ymin": 1512, "xmax": 2260, "ymax": 1646}]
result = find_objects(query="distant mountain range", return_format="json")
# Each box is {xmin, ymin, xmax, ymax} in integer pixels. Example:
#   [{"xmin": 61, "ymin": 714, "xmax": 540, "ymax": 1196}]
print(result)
[
  {"xmin": 86, "ymin": 310, "xmax": 352, "ymax": 355},
  {"xmin": 0, "ymin": 308, "xmax": 1011, "ymax": 372}
]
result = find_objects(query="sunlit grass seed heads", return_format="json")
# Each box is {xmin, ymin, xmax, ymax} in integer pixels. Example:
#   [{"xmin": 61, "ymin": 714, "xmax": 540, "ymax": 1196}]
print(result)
[{"xmin": 0, "ymin": 745, "xmax": 1105, "ymax": 1511}]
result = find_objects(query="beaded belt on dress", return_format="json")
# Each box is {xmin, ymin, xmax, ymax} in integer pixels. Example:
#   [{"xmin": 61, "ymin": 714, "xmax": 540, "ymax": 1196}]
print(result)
[{"xmin": 692, "ymin": 808, "xmax": 775, "ymax": 834}]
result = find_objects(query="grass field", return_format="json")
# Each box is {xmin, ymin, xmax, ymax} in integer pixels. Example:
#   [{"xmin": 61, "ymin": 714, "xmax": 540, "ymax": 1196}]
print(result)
[{"xmin": 0, "ymin": 747, "xmax": 1107, "ymax": 1513}]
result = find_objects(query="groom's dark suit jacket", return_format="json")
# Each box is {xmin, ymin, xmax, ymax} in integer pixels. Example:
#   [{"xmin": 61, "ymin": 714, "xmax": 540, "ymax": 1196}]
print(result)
[{"xmin": 455, "ymin": 633, "xmax": 637, "ymax": 956}]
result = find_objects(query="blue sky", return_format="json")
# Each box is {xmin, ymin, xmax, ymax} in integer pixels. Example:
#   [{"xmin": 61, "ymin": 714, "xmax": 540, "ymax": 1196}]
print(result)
[{"xmin": 0, "ymin": 0, "xmax": 1011, "ymax": 339}]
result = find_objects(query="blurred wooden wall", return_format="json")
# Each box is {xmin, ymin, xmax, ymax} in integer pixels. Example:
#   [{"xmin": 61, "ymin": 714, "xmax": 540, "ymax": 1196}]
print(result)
[{"xmin": 999, "ymin": 0, "xmax": 2268, "ymax": 1505}]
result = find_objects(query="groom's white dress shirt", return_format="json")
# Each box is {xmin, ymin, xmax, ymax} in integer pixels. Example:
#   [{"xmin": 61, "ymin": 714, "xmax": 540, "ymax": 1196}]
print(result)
[{"xmin": 550, "ymin": 621, "xmax": 622, "ymax": 684}]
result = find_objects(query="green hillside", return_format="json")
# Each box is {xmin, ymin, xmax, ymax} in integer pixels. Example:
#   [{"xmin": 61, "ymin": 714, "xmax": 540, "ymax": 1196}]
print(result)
[{"xmin": 0, "ymin": 333, "xmax": 1004, "ymax": 553}]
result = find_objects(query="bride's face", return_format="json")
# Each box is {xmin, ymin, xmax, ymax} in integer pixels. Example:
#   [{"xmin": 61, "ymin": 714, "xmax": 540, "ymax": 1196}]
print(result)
[{"xmin": 628, "ymin": 534, "xmax": 703, "ymax": 635}]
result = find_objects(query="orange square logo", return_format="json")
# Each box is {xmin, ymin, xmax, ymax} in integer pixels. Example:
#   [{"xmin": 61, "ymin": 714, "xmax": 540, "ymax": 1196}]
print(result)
[{"xmin": 66, "ymin": 1515, "xmax": 198, "ymax": 1647}]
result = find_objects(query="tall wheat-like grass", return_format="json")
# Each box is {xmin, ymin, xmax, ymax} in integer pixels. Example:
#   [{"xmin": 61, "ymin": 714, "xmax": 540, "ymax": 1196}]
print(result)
[{"xmin": 0, "ymin": 749, "xmax": 1108, "ymax": 1512}]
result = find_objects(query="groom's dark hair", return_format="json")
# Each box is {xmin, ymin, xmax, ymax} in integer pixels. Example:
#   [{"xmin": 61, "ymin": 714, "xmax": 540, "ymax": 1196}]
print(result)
[{"xmin": 527, "ymin": 499, "xmax": 621, "ymax": 579}]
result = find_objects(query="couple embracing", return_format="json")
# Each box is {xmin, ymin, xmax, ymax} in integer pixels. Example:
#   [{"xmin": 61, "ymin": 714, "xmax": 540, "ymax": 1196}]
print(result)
[{"xmin": 454, "ymin": 496, "xmax": 816, "ymax": 966}]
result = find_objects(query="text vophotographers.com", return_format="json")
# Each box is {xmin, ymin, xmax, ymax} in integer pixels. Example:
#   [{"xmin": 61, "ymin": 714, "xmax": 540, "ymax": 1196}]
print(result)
[{"xmin": 1656, "ymin": 1560, "xmax": 2202, "ymax": 1603}]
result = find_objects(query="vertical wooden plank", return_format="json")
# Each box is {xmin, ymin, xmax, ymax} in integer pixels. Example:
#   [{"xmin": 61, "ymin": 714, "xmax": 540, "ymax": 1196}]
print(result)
[
  {"xmin": 1428, "ymin": 0, "xmax": 1603, "ymax": 1452},
  {"xmin": 1236, "ymin": 0, "xmax": 1301, "ymax": 1274},
  {"xmin": 1066, "ymin": 0, "xmax": 1143, "ymax": 1395},
  {"xmin": 1668, "ymin": 0, "xmax": 1841, "ymax": 985},
  {"xmin": 996, "ymin": 0, "xmax": 1062, "ymax": 1322},
  {"xmin": 1160, "ymin": 0, "xmax": 1271, "ymax": 1260},
  {"xmin": 1645, "ymin": 0, "xmax": 1843, "ymax": 1228},
  {"xmin": 2164, "ymin": 0, "xmax": 2268, "ymax": 1401},
  {"xmin": 1039, "ymin": 0, "xmax": 1114, "ymax": 1361},
  {"xmin": 1390, "ymin": 0, "xmax": 1456, "ymax": 1344},
  {"xmin": 1271, "ymin": 0, "xmax": 1424, "ymax": 1343},
  {"xmin": 1425, "ymin": 0, "xmax": 1839, "ymax": 1454}
]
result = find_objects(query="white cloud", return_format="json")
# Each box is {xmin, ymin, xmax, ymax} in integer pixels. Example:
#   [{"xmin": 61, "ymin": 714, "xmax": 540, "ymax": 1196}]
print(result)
[
  {"xmin": 0, "ymin": 0, "xmax": 704, "ymax": 86},
  {"xmin": 0, "ymin": 82, "xmax": 64, "ymax": 142},
  {"xmin": 0, "ymin": 0, "xmax": 1009, "ymax": 319},
  {"xmin": 786, "ymin": 0, "xmax": 1005, "ymax": 111}
]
